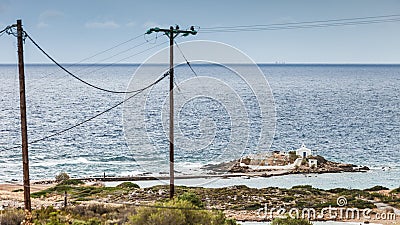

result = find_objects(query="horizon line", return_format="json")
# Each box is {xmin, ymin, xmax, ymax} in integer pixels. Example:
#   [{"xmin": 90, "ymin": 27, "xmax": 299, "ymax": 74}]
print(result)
[{"xmin": 1, "ymin": 62, "xmax": 400, "ymax": 66}]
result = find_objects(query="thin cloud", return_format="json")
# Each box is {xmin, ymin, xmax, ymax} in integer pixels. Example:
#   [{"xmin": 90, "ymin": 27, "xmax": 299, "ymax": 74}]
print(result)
[
  {"xmin": 85, "ymin": 21, "xmax": 120, "ymax": 29},
  {"xmin": 39, "ymin": 10, "xmax": 64, "ymax": 20},
  {"xmin": 143, "ymin": 21, "xmax": 161, "ymax": 29},
  {"xmin": 37, "ymin": 10, "xmax": 64, "ymax": 28},
  {"xmin": 37, "ymin": 22, "xmax": 48, "ymax": 28},
  {"xmin": 126, "ymin": 21, "xmax": 136, "ymax": 27}
]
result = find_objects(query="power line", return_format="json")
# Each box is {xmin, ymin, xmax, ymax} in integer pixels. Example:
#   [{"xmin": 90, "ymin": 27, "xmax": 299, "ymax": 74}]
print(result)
[
  {"xmin": 201, "ymin": 14, "xmax": 400, "ymax": 33},
  {"xmin": 26, "ymin": 36, "xmax": 158, "ymax": 87},
  {"xmin": 24, "ymin": 36, "xmax": 165, "ymax": 97},
  {"xmin": 1, "ymin": 71, "xmax": 169, "ymax": 151},
  {"xmin": 174, "ymin": 40, "xmax": 198, "ymax": 77},
  {"xmin": 25, "ymin": 32, "xmax": 163, "ymax": 94},
  {"xmin": 66, "ymin": 36, "xmax": 167, "ymax": 77},
  {"xmin": 0, "ymin": 24, "xmax": 16, "ymax": 36},
  {"xmin": 86, "ymin": 36, "xmax": 160, "ymax": 66},
  {"xmin": 46, "ymin": 39, "xmax": 169, "ymax": 89},
  {"xmin": 76, "ymin": 34, "xmax": 145, "ymax": 64},
  {"xmin": 202, "ymin": 14, "xmax": 400, "ymax": 30},
  {"xmin": 201, "ymin": 18, "xmax": 400, "ymax": 33}
]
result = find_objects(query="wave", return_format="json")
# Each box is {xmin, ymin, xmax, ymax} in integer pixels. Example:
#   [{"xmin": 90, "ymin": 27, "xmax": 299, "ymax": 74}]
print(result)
[{"xmin": 31, "ymin": 157, "xmax": 138, "ymax": 167}]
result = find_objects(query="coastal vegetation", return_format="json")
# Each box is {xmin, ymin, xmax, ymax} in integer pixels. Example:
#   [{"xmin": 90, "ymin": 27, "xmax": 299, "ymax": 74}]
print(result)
[
  {"xmin": 17, "ymin": 181, "xmax": 398, "ymax": 223},
  {"xmin": 2, "ymin": 176, "xmax": 399, "ymax": 223},
  {"xmin": 271, "ymin": 217, "xmax": 312, "ymax": 225},
  {"xmin": 3, "ymin": 185, "xmax": 237, "ymax": 224}
]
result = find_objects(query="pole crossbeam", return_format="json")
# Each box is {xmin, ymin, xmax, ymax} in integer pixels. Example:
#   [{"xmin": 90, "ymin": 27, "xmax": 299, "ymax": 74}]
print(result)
[
  {"xmin": 146, "ymin": 25, "xmax": 197, "ymax": 199},
  {"xmin": 146, "ymin": 26, "xmax": 197, "ymax": 37}
]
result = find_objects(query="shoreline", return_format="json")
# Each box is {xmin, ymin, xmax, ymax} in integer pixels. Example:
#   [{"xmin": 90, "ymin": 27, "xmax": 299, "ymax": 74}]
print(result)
[{"xmin": 27, "ymin": 168, "xmax": 369, "ymax": 185}]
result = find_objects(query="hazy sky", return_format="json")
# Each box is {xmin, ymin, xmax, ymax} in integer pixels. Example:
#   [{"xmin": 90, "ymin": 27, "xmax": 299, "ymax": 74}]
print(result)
[{"xmin": 0, "ymin": 0, "xmax": 399, "ymax": 63}]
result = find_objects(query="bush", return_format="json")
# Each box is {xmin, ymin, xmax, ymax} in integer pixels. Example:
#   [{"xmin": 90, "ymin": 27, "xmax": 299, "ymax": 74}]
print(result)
[
  {"xmin": 288, "ymin": 151, "xmax": 299, "ymax": 163},
  {"xmin": 67, "ymin": 204, "xmax": 113, "ymax": 217},
  {"xmin": 364, "ymin": 185, "xmax": 389, "ymax": 191},
  {"xmin": 390, "ymin": 187, "xmax": 400, "ymax": 194},
  {"xmin": 116, "ymin": 182, "xmax": 140, "ymax": 189},
  {"xmin": 292, "ymin": 185, "xmax": 313, "ymax": 190},
  {"xmin": 0, "ymin": 209, "xmax": 25, "ymax": 225},
  {"xmin": 177, "ymin": 192, "xmax": 204, "ymax": 208},
  {"xmin": 348, "ymin": 199, "xmax": 376, "ymax": 209},
  {"xmin": 127, "ymin": 199, "xmax": 237, "ymax": 225},
  {"xmin": 327, "ymin": 188, "xmax": 348, "ymax": 194},
  {"xmin": 55, "ymin": 172, "xmax": 70, "ymax": 182},
  {"xmin": 72, "ymin": 218, "xmax": 101, "ymax": 225},
  {"xmin": 271, "ymin": 217, "xmax": 312, "ymax": 225},
  {"xmin": 58, "ymin": 179, "xmax": 84, "ymax": 186}
]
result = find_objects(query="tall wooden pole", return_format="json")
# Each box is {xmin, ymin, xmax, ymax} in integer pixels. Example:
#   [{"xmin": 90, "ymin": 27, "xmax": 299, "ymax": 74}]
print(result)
[
  {"xmin": 169, "ymin": 26, "xmax": 175, "ymax": 199},
  {"xmin": 145, "ymin": 25, "xmax": 196, "ymax": 199},
  {"xmin": 17, "ymin": 19, "xmax": 31, "ymax": 212}
]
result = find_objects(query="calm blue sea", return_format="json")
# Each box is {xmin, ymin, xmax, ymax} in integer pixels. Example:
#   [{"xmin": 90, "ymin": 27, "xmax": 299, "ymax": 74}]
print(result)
[{"xmin": 0, "ymin": 64, "xmax": 399, "ymax": 188}]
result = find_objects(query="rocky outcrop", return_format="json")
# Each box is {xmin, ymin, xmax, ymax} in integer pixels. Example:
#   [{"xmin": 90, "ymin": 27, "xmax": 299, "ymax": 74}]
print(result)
[{"xmin": 202, "ymin": 155, "xmax": 369, "ymax": 175}]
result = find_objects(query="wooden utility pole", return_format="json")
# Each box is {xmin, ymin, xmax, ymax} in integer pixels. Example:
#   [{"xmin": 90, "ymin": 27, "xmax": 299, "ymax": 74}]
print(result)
[
  {"xmin": 168, "ymin": 26, "xmax": 175, "ymax": 199},
  {"xmin": 146, "ymin": 25, "xmax": 197, "ymax": 199},
  {"xmin": 17, "ymin": 19, "xmax": 31, "ymax": 212}
]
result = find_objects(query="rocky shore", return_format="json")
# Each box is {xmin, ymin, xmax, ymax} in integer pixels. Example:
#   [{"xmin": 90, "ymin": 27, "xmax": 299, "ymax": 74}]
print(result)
[{"xmin": 202, "ymin": 154, "xmax": 370, "ymax": 175}]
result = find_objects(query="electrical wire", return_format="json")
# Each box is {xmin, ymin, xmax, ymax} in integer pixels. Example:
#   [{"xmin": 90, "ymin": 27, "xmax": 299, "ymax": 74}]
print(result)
[
  {"xmin": 60, "ymin": 39, "xmax": 168, "ymax": 79},
  {"xmin": 202, "ymin": 14, "xmax": 400, "ymax": 30},
  {"xmin": 0, "ymin": 24, "xmax": 16, "ymax": 36},
  {"xmin": 24, "ymin": 35, "xmax": 165, "ymax": 97},
  {"xmin": 76, "ymin": 34, "xmax": 145, "ymax": 64},
  {"xmin": 200, "ymin": 18, "xmax": 400, "ymax": 33},
  {"xmin": 27, "ymin": 36, "xmax": 158, "ymax": 86},
  {"xmin": 86, "ymin": 37, "xmax": 158, "ymax": 65},
  {"xmin": 37, "ymin": 39, "xmax": 168, "ymax": 98},
  {"xmin": 201, "ymin": 14, "xmax": 400, "ymax": 33},
  {"xmin": 1, "ymin": 71, "xmax": 169, "ymax": 151},
  {"xmin": 174, "ymin": 40, "xmax": 198, "ymax": 77},
  {"xmin": 25, "ymin": 32, "xmax": 163, "ymax": 94}
]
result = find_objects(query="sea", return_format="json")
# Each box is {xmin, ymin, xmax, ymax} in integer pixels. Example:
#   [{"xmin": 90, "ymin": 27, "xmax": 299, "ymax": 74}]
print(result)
[{"xmin": 0, "ymin": 64, "xmax": 399, "ymax": 189}]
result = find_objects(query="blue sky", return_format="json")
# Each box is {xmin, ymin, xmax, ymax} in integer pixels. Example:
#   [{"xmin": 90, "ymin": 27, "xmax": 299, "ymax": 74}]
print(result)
[{"xmin": 0, "ymin": 0, "xmax": 400, "ymax": 63}]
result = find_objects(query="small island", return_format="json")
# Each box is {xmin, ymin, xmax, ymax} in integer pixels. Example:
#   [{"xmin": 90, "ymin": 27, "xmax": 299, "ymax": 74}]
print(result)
[{"xmin": 203, "ymin": 144, "xmax": 370, "ymax": 176}]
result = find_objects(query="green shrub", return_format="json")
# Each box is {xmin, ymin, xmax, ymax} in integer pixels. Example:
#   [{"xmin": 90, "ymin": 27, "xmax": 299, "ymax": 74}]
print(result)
[
  {"xmin": 292, "ymin": 185, "xmax": 313, "ymax": 190},
  {"xmin": 282, "ymin": 196, "xmax": 295, "ymax": 202},
  {"xmin": 390, "ymin": 187, "xmax": 400, "ymax": 194},
  {"xmin": 364, "ymin": 186, "xmax": 389, "ymax": 191},
  {"xmin": 327, "ymin": 188, "xmax": 349, "ymax": 194},
  {"xmin": 55, "ymin": 172, "xmax": 70, "ymax": 182},
  {"xmin": 58, "ymin": 179, "xmax": 84, "ymax": 186},
  {"xmin": 271, "ymin": 217, "xmax": 312, "ymax": 225},
  {"xmin": 116, "ymin": 181, "xmax": 140, "ymax": 189},
  {"xmin": 177, "ymin": 192, "xmax": 204, "ymax": 208},
  {"xmin": 67, "ymin": 204, "xmax": 113, "ymax": 217},
  {"xmin": 0, "ymin": 209, "xmax": 25, "ymax": 225},
  {"xmin": 348, "ymin": 199, "xmax": 376, "ymax": 209},
  {"xmin": 71, "ymin": 218, "xmax": 101, "ymax": 225},
  {"xmin": 289, "ymin": 151, "xmax": 299, "ymax": 163},
  {"xmin": 127, "ymin": 199, "xmax": 237, "ymax": 225}
]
